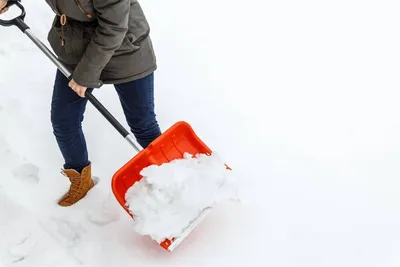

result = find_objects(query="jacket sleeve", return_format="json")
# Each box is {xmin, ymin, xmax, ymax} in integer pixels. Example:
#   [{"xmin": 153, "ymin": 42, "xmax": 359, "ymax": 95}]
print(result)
[{"xmin": 72, "ymin": 0, "xmax": 130, "ymax": 88}]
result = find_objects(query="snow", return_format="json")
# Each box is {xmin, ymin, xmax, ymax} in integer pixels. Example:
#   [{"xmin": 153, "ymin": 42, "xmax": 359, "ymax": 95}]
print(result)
[
  {"xmin": 0, "ymin": 0, "xmax": 400, "ymax": 266},
  {"xmin": 125, "ymin": 152, "xmax": 239, "ymax": 243}
]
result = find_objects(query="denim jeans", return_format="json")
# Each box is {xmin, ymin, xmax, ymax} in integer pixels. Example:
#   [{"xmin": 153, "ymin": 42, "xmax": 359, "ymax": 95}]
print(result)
[{"xmin": 50, "ymin": 69, "xmax": 162, "ymax": 172}]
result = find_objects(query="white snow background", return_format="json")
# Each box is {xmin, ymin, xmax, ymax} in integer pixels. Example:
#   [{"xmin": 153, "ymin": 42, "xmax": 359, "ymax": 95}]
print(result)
[{"xmin": 1, "ymin": 0, "xmax": 400, "ymax": 266}]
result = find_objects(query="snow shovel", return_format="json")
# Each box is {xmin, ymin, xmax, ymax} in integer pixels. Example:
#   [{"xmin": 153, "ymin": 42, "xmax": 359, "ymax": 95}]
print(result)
[{"xmin": 0, "ymin": 0, "xmax": 219, "ymax": 252}]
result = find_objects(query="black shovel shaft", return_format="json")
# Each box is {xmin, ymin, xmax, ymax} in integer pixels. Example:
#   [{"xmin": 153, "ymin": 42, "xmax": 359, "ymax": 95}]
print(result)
[
  {"xmin": 25, "ymin": 28, "xmax": 130, "ymax": 138},
  {"xmin": 22, "ymin": 30, "xmax": 130, "ymax": 140},
  {"xmin": 0, "ymin": 0, "xmax": 143, "ymax": 152},
  {"xmin": 25, "ymin": 29, "xmax": 135, "ymax": 143}
]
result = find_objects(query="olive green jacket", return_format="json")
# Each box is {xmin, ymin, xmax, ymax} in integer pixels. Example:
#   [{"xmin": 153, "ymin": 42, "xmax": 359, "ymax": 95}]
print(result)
[{"xmin": 44, "ymin": 0, "xmax": 156, "ymax": 88}]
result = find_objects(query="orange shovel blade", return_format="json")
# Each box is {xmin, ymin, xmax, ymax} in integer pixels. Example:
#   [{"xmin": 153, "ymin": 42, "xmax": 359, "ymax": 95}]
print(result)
[{"xmin": 111, "ymin": 121, "xmax": 213, "ymax": 251}]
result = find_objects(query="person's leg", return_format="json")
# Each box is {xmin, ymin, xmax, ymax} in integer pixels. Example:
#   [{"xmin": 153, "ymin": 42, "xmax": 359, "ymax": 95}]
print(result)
[
  {"xmin": 50, "ymin": 69, "xmax": 95, "ymax": 207},
  {"xmin": 50, "ymin": 69, "xmax": 93, "ymax": 172},
  {"xmin": 114, "ymin": 72, "xmax": 162, "ymax": 148}
]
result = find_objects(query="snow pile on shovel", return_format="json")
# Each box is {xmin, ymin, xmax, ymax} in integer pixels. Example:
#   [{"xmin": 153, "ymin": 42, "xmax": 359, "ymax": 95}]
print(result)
[{"xmin": 125, "ymin": 152, "xmax": 239, "ymax": 243}]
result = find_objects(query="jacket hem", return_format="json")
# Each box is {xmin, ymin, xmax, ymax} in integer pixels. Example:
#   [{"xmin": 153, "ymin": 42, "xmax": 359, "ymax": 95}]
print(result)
[{"xmin": 101, "ymin": 64, "xmax": 157, "ymax": 86}]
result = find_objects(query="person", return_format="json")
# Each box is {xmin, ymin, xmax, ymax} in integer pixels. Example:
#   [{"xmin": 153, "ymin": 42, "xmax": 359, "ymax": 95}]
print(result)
[{"xmin": 0, "ymin": 0, "xmax": 162, "ymax": 206}]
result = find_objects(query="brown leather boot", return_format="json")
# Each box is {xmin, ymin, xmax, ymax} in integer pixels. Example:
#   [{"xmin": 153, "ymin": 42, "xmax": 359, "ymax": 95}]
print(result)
[{"xmin": 58, "ymin": 164, "xmax": 95, "ymax": 207}]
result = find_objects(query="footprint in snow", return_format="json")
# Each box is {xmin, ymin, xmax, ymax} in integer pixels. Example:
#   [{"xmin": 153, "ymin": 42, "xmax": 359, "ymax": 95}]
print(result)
[
  {"xmin": 0, "ymin": 219, "xmax": 38, "ymax": 265},
  {"xmin": 8, "ymin": 233, "xmax": 37, "ymax": 263},
  {"xmin": 87, "ymin": 193, "xmax": 120, "ymax": 226},
  {"xmin": 12, "ymin": 163, "xmax": 40, "ymax": 184},
  {"xmin": 49, "ymin": 217, "xmax": 84, "ymax": 248}
]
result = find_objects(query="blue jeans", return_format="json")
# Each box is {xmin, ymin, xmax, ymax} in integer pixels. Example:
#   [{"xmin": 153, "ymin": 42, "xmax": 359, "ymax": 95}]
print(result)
[{"xmin": 50, "ymin": 69, "xmax": 162, "ymax": 172}]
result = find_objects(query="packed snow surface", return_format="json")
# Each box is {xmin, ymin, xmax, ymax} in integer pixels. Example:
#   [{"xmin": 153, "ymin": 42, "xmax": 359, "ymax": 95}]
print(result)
[{"xmin": 125, "ymin": 152, "xmax": 239, "ymax": 243}]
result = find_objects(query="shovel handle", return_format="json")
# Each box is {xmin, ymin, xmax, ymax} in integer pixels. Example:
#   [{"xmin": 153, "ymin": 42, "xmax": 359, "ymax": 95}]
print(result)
[
  {"xmin": 0, "ymin": 1, "xmax": 143, "ymax": 152},
  {"xmin": 0, "ymin": 0, "xmax": 29, "ymax": 32}
]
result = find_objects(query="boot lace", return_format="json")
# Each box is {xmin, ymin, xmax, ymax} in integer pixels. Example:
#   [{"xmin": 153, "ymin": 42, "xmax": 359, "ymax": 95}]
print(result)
[
  {"xmin": 61, "ymin": 170, "xmax": 83, "ymax": 199},
  {"xmin": 68, "ymin": 176, "xmax": 83, "ymax": 199}
]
